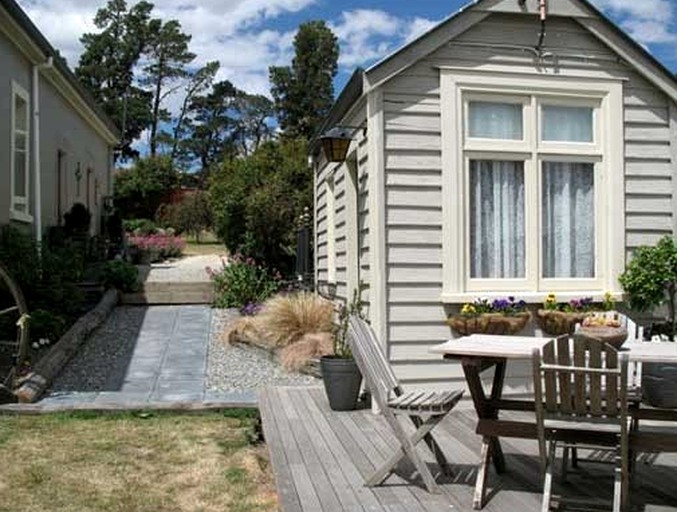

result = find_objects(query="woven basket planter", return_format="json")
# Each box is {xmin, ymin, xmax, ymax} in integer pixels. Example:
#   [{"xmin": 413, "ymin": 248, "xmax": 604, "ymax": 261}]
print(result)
[
  {"xmin": 577, "ymin": 326, "xmax": 628, "ymax": 349},
  {"xmin": 536, "ymin": 309, "xmax": 588, "ymax": 336},
  {"xmin": 447, "ymin": 312, "xmax": 531, "ymax": 336}
]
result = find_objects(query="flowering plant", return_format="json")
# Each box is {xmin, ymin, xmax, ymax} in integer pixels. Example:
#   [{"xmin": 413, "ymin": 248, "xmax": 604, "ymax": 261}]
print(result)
[
  {"xmin": 208, "ymin": 254, "xmax": 282, "ymax": 311},
  {"xmin": 128, "ymin": 233, "xmax": 185, "ymax": 262},
  {"xmin": 542, "ymin": 292, "xmax": 615, "ymax": 313},
  {"xmin": 460, "ymin": 297, "xmax": 528, "ymax": 317}
]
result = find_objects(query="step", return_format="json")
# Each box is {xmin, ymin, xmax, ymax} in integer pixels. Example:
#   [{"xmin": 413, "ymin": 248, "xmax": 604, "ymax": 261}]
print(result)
[{"xmin": 121, "ymin": 281, "xmax": 214, "ymax": 305}]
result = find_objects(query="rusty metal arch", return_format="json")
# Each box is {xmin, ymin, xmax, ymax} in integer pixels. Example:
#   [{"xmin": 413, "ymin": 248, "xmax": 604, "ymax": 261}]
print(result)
[{"xmin": 0, "ymin": 261, "xmax": 29, "ymax": 388}]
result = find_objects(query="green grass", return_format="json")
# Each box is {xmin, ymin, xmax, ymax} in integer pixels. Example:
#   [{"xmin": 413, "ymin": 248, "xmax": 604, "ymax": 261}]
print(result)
[{"xmin": 0, "ymin": 410, "xmax": 276, "ymax": 512}]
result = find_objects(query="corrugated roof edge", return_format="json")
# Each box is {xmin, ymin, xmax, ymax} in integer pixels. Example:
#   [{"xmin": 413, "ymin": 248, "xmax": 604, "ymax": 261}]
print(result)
[
  {"xmin": 309, "ymin": 67, "xmax": 364, "ymax": 157},
  {"xmin": 2, "ymin": 0, "xmax": 121, "ymax": 142}
]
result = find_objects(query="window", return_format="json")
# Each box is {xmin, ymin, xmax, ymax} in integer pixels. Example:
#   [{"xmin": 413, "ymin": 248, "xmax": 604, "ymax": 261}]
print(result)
[
  {"xmin": 10, "ymin": 82, "xmax": 31, "ymax": 221},
  {"xmin": 441, "ymin": 72, "xmax": 624, "ymax": 300}
]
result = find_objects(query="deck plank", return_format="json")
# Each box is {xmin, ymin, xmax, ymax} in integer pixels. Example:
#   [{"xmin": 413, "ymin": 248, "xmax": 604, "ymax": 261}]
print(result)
[{"xmin": 261, "ymin": 386, "xmax": 677, "ymax": 512}]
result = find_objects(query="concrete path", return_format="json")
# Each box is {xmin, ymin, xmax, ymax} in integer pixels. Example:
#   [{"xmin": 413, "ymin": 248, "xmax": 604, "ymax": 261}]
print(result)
[{"xmin": 26, "ymin": 305, "xmax": 256, "ymax": 411}]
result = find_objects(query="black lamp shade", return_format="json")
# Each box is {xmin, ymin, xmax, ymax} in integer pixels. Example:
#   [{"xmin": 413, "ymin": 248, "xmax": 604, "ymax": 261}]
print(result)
[{"xmin": 320, "ymin": 127, "xmax": 353, "ymax": 162}]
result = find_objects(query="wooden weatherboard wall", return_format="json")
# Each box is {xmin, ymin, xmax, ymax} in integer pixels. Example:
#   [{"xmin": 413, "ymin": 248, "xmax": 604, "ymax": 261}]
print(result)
[
  {"xmin": 378, "ymin": 12, "xmax": 677, "ymax": 391},
  {"xmin": 315, "ymin": 0, "xmax": 677, "ymax": 393}
]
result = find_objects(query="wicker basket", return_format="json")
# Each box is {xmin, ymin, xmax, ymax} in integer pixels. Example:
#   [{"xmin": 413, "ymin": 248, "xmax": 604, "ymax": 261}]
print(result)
[
  {"xmin": 536, "ymin": 309, "xmax": 588, "ymax": 336},
  {"xmin": 447, "ymin": 312, "xmax": 531, "ymax": 336},
  {"xmin": 577, "ymin": 326, "xmax": 628, "ymax": 349}
]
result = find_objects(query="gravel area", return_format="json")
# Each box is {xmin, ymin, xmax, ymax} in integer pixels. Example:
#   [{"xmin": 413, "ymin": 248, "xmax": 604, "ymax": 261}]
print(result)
[
  {"xmin": 50, "ymin": 306, "xmax": 147, "ymax": 392},
  {"xmin": 146, "ymin": 254, "xmax": 225, "ymax": 282},
  {"xmin": 206, "ymin": 308, "xmax": 320, "ymax": 392}
]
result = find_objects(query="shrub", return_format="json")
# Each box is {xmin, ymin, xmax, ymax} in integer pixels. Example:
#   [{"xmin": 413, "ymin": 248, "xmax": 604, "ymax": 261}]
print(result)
[
  {"xmin": 28, "ymin": 310, "xmax": 66, "ymax": 345},
  {"xmin": 156, "ymin": 191, "xmax": 213, "ymax": 241},
  {"xmin": 256, "ymin": 292, "xmax": 334, "ymax": 347},
  {"xmin": 128, "ymin": 233, "xmax": 185, "ymax": 262},
  {"xmin": 122, "ymin": 219, "xmax": 157, "ymax": 235},
  {"xmin": 63, "ymin": 203, "xmax": 91, "ymax": 235},
  {"xmin": 102, "ymin": 260, "xmax": 140, "ymax": 292},
  {"xmin": 114, "ymin": 156, "xmax": 179, "ymax": 219},
  {"xmin": 619, "ymin": 235, "xmax": 677, "ymax": 337},
  {"xmin": 209, "ymin": 255, "xmax": 282, "ymax": 309}
]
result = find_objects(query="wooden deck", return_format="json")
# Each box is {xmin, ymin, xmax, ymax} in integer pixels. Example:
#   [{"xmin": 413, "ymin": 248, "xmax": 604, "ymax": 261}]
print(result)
[{"xmin": 259, "ymin": 386, "xmax": 677, "ymax": 512}]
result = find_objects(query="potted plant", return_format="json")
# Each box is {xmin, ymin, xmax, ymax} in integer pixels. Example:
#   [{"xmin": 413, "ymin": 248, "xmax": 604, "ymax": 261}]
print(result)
[
  {"xmin": 320, "ymin": 287, "xmax": 364, "ymax": 411},
  {"xmin": 619, "ymin": 235, "xmax": 677, "ymax": 407},
  {"xmin": 536, "ymin": 294, "xmax": 611, "ymax": 335},
  {"xmin": 447, "ymin": 297, "xmax": 531, "ymax": 336}
]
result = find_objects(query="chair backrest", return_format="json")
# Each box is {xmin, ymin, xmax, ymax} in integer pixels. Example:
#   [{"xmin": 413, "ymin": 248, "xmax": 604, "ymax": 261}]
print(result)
[
  {"xmin": 532, "ymin": 334, "xmax": 629, "ymax": 424},
  {"xmin": 347, "ymin": 315, "xmax": 402, "ymax": 408}
]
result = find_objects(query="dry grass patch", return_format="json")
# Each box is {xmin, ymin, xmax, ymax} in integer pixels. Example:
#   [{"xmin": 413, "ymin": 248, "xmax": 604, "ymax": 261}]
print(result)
[{"xmin": 0, "ymin": 410, "xmax": 276, "ymax": 512}]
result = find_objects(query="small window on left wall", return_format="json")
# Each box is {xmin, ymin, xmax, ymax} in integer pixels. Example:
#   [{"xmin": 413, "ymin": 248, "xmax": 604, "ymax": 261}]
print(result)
[{"xmin": 10, "ymin": 82, "xmax": 31, "ymax": 222}]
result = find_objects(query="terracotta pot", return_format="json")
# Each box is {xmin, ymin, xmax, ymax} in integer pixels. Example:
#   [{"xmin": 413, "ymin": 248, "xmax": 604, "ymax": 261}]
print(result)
[
  {"xmin": 536, "ymin": 309, "xmax": 589, "ymax": 336},
  {"xmin": 447, "ymin": 311, "xmax": 531, "ymax": 336}
]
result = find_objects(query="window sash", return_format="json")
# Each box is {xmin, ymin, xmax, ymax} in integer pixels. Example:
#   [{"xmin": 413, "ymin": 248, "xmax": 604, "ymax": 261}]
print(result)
[{"xmin": 11, "ymin": 82, "xmax": 30, "ymax": 216}]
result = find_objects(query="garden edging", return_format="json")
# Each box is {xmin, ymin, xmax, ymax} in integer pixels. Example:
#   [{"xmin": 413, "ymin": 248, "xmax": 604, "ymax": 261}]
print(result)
[{"xmin": 14, "ymin": 289, "xmax": 120, "ymax": 403}]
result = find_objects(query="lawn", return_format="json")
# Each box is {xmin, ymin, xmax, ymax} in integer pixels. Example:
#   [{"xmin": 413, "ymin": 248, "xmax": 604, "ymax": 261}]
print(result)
[
  {"xmin": 0, "ymin": 410, "xmax": 276, "ymax": 512},
  {"xmin": 183, "ymin": 232, "xmax": 227, "ymax": 257}
]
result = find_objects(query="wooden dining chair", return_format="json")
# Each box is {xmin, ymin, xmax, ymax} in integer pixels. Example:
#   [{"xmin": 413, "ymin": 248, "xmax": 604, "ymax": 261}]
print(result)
[
  {"xmin": 532, "ymin": 334, "xmax": 630, "ymax": 512},
  {"xmin": 347, "ymin": 315, "xmax": 464, "ymax": 493}
]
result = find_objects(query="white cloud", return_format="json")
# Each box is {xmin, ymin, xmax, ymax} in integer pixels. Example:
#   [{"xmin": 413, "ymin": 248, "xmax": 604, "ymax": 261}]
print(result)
[
  {"xmin": 330, "ymin": 9, "xmax": 438, "ymax": 68},
  {"xmin": 592, "ymin": 0, "xmax": 677, "ymax": 43}
]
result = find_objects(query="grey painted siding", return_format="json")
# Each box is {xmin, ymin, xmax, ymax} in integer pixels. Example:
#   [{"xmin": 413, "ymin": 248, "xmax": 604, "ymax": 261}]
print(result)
[
  {"xmin": 0, "ymin": 28, "xmax": 112, "ymax": 234},
  {"xmin": 380, "ymin": 13, "xmax": 677, "ymax": 391}
]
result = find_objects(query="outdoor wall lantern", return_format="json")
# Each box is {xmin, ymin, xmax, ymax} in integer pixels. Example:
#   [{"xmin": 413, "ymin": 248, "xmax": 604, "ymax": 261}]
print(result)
[{"xmin": 319, "ymin": 125, "xmax": 365, "ymax": 163}]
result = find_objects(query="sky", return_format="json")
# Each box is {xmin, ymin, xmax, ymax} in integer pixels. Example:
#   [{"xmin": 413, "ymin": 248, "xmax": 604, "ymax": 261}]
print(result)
[{"xmin": 15, "ymin": 0, "xmax": 677, "ymax": 105}]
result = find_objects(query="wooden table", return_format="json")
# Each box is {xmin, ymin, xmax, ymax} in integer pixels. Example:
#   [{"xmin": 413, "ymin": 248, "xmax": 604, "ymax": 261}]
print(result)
[{"xmin": 430, "ymin": 335, "xmax": 677, "ymax": 509}]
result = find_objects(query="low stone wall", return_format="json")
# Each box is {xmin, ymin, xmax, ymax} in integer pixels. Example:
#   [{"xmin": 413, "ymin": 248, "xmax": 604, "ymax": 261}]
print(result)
[{"xmin": 14, "ymin": 289, "xmax": 119, "ymax": 403}]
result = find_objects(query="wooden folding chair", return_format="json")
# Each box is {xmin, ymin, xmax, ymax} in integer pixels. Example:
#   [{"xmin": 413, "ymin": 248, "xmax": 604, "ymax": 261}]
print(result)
[
  {"xmin": 532, "ymin": 334, "xmax": 630, "ymax": 512},
  {"xmin": 347, "ymin": 315, "xmax": 463, "ymax": 493}
]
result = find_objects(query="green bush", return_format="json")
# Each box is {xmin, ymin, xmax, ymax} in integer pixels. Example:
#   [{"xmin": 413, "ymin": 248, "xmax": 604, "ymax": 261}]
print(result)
[
  {"xmin": 102, "ymin": 260, "xmax": 140, "ymax": 292},
  {"xmin": 155, "ymin": 191, "xmax": 213, "ymax": 241},
  {"xmin": 114, "ymin": 156, "xmax": 179, "ymax": 219},
  {"xmin": 209, "ymin": 255, "xmax": 282, "ymax": 309},
  {"xmin": 28, "ymin": 310, "xmax": 67, "ymax": 344},
  {"xmin": 619, "ymin": 235, "xmax": 677, "ymax": 337},
  {"xmin": 209, "ymin": 139, "xmax": 311, "ymax": 274},
  {"xmin": 122, "ymin": 218, "xmax": 157, "ymax": 235}
]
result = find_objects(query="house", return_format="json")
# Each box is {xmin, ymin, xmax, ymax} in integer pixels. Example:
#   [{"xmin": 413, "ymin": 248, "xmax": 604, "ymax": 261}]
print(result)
[
  {"xmin": 311, "ymin": 0, "xmax": 677, "ymax": 393},
  {"xmin": 0, "ymin": 0, "xmax": 119, "ymax": 239}
]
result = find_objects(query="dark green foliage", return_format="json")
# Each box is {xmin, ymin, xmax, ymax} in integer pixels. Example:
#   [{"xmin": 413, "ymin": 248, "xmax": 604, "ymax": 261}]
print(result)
[
  {"xmin": 142, "ymin": 18, "xmax": 195, "ymax": 156},
  {"xmin": 209, "ymin": 139, "xmax": 310, "ymax": 273},
  {"xmin": 114, "ymin": 156, "xmax": 179, "ymax": 219},
  {"xmin": 28, "ymin": 310, "xmax": 67, "ymax": 343},
  {"xmin": 122, "ymin": 218, "xmax": 157, "ymax": 235},
  {"xmin": 210, "ymin": 255, "xmax": 282, "ymax": 309},
  {"xmin": 76, "ymin": 0, "xmax": 155, "ymax": 160},
  {"xmin": 155, "ymin": 191, "xmax": 213, "ymax": 241},
  {"xmin": 102, "ymin": 260, "xmax": 140, "ymax": 292},
  {"xmin": 619, "ymin": 235, "xmax": 677, "ymax": 337},
  {"xmin": 0, "ymin": 226, "xmax": 85, "ymax": 344},
  {"xmin": 270, "ymin": 21, "xmax": 339, "ymax": 139},
  {"xmin": 63, "ymin": 203, "xmax": 92, "ymax": 236}
]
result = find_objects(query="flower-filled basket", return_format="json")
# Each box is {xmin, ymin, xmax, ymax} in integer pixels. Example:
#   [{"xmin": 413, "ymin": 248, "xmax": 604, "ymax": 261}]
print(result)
[
  {"xmin": 536, "ymin": 294, "xmax": 615, "ymax": 336},
  {"xmin": 577, "ymin": 314, "xmax": 628, "ymax": 349},
  {"xmin": 447, "ymin": 298, "xmax": 531, "ymax": 336}
]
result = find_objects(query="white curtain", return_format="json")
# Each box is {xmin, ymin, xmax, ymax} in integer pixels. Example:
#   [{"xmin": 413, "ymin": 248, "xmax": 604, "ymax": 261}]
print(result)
[
  {"xmin": 542, "ymin": 106, "xmax": 593, "ymax": 142},
  {"xmin": 542, "ymin": 162, "xmax": 595, "ymax": 278},
  {"xmin": 469, "ymin": 102, "xmax": 522, "ymax": 140},
  {"xmin": 470, "ymin": 160, "xmax": 525, "ymax": 278}
]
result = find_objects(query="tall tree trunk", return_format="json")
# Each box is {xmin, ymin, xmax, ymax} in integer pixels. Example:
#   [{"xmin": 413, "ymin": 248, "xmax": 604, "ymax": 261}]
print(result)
[{"xmin": 149, "ymin": 57, "xmax": 164, "ymax": 157}]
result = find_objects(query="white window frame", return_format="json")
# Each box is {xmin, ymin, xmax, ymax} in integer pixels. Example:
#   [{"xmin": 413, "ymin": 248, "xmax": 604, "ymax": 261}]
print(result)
[
  {"xmin": 441, "ymin": 70, "xmax": 624, "ymax": 303},
  {"xmin": 10, "ymin": 81, "xmax": 32, "ymax": 223}
]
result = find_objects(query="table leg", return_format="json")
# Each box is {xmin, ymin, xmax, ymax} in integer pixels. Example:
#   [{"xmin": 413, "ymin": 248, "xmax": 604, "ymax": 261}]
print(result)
[{"xmin": 462, "ymin": 358, "xmax": 508, "ymax": 509}]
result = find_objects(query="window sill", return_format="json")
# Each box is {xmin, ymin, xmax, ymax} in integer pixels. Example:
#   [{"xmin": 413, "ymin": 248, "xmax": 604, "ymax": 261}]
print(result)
[
  {"xmin": 9, "ymin": 209, "xmax": 33, "ymax": 224},
  {"xmin": 441, "ymin": 291, "xmax": 624, "ymax": 304}
]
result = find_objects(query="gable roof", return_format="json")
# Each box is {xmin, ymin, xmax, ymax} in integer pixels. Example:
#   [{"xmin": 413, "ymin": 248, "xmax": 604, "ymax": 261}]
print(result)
[
  {"xmin": 364, "ymin": 0, "xmax": 677, "ymax": 102},
  {"xmin": 0, "ymin": 0, "xmax": 120, "ymax": 144}
]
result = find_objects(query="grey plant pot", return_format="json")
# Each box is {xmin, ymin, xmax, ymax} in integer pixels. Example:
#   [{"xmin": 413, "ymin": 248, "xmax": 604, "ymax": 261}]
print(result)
[
  {"xmin": 320, "ymin": 356, "xmax": 363, "ymax": 411},
  {"xmin": 642, "ymin": 362, "xmax": 677, "ymax": 408}
]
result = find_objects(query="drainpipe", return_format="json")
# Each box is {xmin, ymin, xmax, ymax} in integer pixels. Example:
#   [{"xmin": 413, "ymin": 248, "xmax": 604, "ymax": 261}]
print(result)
[{"xmin": 32, "ymin": 56, "xmax": 54, "ymax": 247}]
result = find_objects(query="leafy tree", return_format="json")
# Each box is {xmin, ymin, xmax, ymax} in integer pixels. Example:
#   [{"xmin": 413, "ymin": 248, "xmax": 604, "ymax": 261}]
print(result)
[
  {"xmin": 155, "ymin": 191, "xmax": 213, "ymax": 242},
  {"xmin": 269, "ymin": 20, "xmax": 339, "ymax": 140},
  {"xmin": 114, "ymin": 156, "xmax": 179, "ymax": 218},
  {"xmin": 233, "ymin": 93, "xmax": 275, "ymax": 156},
  {"xmin": 619, "ymin": 235, "xmax": 677, "ymax": 338},
  {"xmin": 209, "ymin": 139, "xmax": 310, "ymax": 273},
  {"xmin": 76, "ymin": 0, "xmax": 155, "ymax": 160},
  {"xmin": 142, "ymin": 18, "xmax": 196, "ymax": 157}
]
